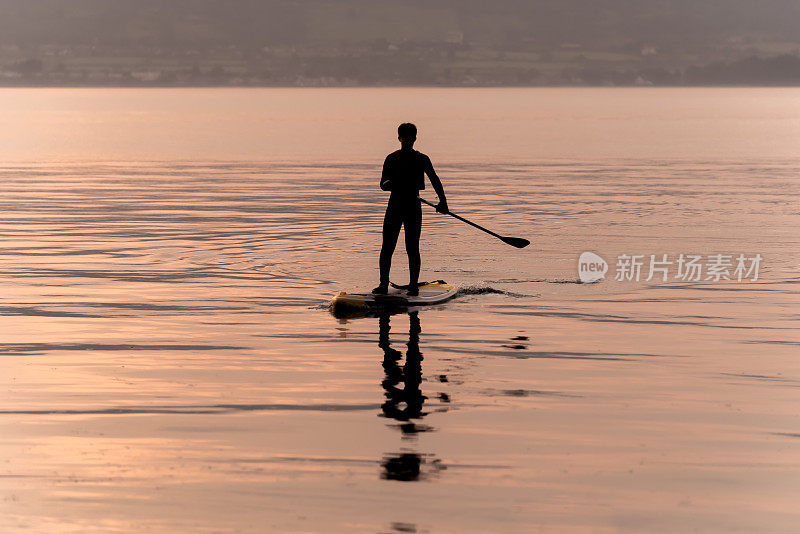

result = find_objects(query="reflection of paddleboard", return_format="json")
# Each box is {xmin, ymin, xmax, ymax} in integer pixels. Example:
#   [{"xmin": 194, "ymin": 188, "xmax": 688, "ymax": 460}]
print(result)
[{"xmin": 330, "ymin": 280, "xmax": 457, "ymax": 317}]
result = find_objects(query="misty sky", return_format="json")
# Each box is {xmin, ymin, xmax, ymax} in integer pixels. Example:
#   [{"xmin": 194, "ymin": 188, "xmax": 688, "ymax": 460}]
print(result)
[
  {"xmin": 2, "ymin": 1, "xmax": 800, "ymax": 85},
  {"xmin": 2, "ymin": 0, "xmax": 799, "ymax": 50}
]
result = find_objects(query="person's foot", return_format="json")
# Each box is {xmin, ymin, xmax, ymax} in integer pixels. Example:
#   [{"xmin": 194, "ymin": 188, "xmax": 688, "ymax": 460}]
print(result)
[
  {"xmin": 406, "ymin": 284, "xmax": 419, "ymax": 297},
  {"xmin": 372, "ymin": 283, "xmax": 388, "ymax": 294}
]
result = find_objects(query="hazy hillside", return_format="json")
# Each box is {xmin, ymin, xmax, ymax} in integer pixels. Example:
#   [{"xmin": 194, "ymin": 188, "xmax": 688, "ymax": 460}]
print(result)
[{"xmin": 2, "ymin": 0, "xmax": 799, "ymax": 85}]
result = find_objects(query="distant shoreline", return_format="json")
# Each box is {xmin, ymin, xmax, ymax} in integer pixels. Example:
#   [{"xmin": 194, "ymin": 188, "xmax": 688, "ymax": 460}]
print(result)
[{"xmin": 3, "ymin": 83, "xmax": 800, "ymax": 88}]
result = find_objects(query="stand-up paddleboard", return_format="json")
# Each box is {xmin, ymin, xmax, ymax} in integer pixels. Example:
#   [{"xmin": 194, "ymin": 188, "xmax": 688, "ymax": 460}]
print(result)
[{"xmin": 330, "ymin": 280, "xmax": 457, "ymax": 317}]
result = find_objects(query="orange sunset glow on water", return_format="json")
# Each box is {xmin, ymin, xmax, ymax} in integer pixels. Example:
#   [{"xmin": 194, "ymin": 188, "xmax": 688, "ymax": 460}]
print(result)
[{"xmin": 1, "ymin": 84, "xmax": 800, "ymax": 533}]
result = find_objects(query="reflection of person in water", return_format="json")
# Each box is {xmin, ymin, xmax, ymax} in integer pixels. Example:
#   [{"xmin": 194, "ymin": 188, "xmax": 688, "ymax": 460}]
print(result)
[
  {"xmin": 378, "ymin": 312, "xmax": 427, "ymax": 421},
  {"xmin": 379, "ymin": 311, "xmax": 426, "ymax": 423},
  {"xmin": 378, "ymin": 312, "xmax": 448, "ymax": 481},
  {"xmin": 379, "ymin": 311, "xmax": 441, "ymax": 482}
]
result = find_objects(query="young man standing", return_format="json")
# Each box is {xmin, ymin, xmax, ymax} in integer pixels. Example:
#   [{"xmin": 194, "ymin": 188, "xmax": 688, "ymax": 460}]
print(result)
[{"xmin": 373, "ymin": 123, "xmax": 448, "ymax": 297}]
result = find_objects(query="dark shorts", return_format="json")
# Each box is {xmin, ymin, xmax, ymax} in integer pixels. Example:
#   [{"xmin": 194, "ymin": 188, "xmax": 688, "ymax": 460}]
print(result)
[{"xmin": 382, "ymin": 195, "xmax": 422, "ymax": 251}]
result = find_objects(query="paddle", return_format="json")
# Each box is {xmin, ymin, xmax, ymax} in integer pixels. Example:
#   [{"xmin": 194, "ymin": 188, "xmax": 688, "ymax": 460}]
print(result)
[{"xmin": 418, "ymin": 197, "xmax": 530, "ymax": 249}]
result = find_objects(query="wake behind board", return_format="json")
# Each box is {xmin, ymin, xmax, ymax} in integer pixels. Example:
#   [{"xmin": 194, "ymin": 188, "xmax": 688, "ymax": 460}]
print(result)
[{"xmin": 330, "ymin": 280, "xmax": 456, "ymax": 317}]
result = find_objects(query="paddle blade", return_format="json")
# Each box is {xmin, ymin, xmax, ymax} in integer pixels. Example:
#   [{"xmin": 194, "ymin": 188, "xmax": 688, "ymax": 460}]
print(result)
[{"xmin": 501, "ymin": 236, "xmax": 530, "ymax": 248}]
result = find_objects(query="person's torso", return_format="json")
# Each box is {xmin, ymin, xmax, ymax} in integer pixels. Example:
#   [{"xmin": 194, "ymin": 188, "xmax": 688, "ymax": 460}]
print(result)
[{"xmin": 385, "ymin": 149, "xmax": 427, "ymax": 195}]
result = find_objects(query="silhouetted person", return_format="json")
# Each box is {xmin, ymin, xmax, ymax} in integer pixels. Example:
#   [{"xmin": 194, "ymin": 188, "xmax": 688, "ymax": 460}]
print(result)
[{"xmin": 373, "ymin": 123, "xmax": 447, "ymax": 296}]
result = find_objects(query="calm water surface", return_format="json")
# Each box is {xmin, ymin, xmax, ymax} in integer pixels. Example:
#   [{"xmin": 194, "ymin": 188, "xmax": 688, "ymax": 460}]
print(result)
[{"xmin": 1, "ymin": 88, "xmax": 799, "ymax": 533}]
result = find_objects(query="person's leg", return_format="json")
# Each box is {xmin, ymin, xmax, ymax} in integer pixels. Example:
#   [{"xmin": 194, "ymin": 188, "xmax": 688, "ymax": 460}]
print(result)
[
  {"xmin": 404, "ymin": 201, "xmax": 422, "ymax": 295},
  {"xmin": 375, "ymin": 200, "xmax": 402, "ymax": 293}
]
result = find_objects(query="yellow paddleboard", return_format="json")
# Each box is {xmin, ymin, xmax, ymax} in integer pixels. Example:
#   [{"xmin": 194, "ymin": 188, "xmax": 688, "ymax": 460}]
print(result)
[{"xmin": 330, "ymin": 280, "xmax": 457, "ymax": 317}]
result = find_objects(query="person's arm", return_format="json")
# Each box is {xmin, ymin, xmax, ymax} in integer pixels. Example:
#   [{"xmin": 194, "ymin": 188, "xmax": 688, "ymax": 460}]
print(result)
[
  {"xmin": 380, "ymin": 155, "xmax": 393, "ymax": 191},
  {"xmin": 424, "ymin": 157, "xmax": 448, "ymax": 213}
]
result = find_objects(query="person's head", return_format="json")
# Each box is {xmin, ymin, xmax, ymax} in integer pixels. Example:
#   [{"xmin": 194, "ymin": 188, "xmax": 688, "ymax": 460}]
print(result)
[{"xmin": 398, "ymin": 123, "xmax": 417, "ymax": 148}]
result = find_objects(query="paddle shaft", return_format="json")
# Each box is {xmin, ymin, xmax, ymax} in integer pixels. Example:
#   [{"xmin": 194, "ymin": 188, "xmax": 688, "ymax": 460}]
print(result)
[{"xmin": 418, "ymin": 197, "xmax": 507, "ymax": 240}]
